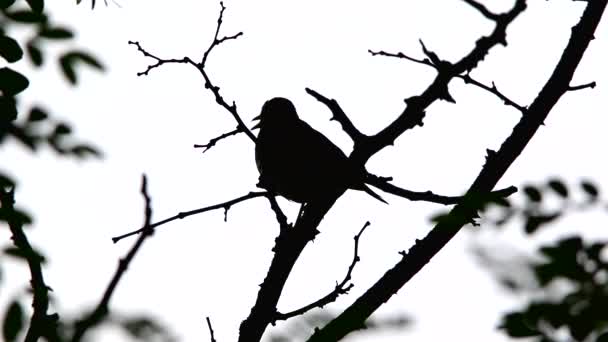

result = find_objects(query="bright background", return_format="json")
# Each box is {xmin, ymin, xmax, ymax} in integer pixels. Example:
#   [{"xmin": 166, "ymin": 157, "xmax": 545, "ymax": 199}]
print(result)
[{"xmin": 2, "ymin": 0, "xmax": 607, "ymax": 341}]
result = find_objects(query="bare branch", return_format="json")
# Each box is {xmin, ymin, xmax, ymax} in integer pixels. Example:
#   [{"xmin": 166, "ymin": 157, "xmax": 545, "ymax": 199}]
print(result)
[
  {"xmin": 368, "ymin": 49, "xmax": 433, "ymax": 67},
  {"xmin": 206, "ymin": 317, "xmax": 217, "ymax": 342},
  {"xmin": 266, "ymin": 196, "xmax": 291, "ymax": 230},
  {"xmin": 273, "ymin": 222, "xmax": 371, "ymax": 323},
  {"xmin": 72, "ymin": 175, "xmax": 155, "ymax": 342},
  {"xmin": 462, "ymin": 0, "xmax": 500, "ymax": 21},
  {"xmin": 366, "ymin": 173, "xmax": 517, "ymax": 205},
  {"xmin": 194, "ymin": 127, "xmax": 242, "ymax": 153},
  {"xmin": 201, "ymin": 1, "xmax": 244, "ymax": 66},
  {"xmin": 568, "ymin": 81, "xmax": 596, "ymax": 91},
  {"xmin": 309, "ymin": 1, "xmax": 607, "ymax": 340},
  {"xmin": 0, "ymin": 189, "xmax": 59, "ymax": 342},
  {"xmin": 128, "ymin": 41, "xmax": 193, "ymax": 76},
  {"xmin": 112, "ymin": 191, "xmax": 268, "ymax": 243},
  {"xmin": 461, "ymin": 75, "xmax": 527, "ymax": 113},
  {"xmin": 305, "ymin": 88, "xmax": 366, "ymax": 145}
]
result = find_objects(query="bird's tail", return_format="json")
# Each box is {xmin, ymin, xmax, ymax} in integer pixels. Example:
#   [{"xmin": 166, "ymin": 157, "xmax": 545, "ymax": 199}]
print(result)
[{"xmin": 362, "ymin": 184, "xmax": 388, "ymax": 204}]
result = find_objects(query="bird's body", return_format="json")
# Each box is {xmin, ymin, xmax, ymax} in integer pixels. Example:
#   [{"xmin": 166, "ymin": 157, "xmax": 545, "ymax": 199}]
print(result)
[{"xmin": 254, "ymin": 97, "xmax": 385, "ymax": 203}]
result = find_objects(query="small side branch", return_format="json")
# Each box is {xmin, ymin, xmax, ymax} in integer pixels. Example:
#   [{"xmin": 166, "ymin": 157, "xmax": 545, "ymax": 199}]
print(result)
[
  {"xmin": 71, "ymin": 175, "xmax": 155, "ymax": 342},
  {"xmin": 128, "ymin": 41, "xmax": 192, "ymax": 76},
  {"xmin": 568, "ymin": 81, "xmax": 596, "ymax": 91},
  {"xmin": 305, "ymin": 88, "xmax": 367, "ymax": 144},
  {"xmin": 112, "ymin": 191, "xmax": 268, "ymax": 243},
  {"xmin": 202, "ymin": 1, "xmax": 244, "ymax": 66},
  {"xmin": 462, "ymin": 0, "xmax": 500, "ymax": 21},
  {"xmin": 272, "ymin": 222, "xmax": 371, "ymax": 323},
  {"xmin": 366, "ymin": 173, "xmax": 517, "ymax": 205},
  {"xmin": 194, "ymin": 127, "xmax": 242, "ymax": 153}
]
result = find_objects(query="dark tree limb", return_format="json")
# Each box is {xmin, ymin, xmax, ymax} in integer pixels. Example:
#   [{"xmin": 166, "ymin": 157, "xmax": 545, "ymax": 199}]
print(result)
[
  {"xmin": 112, "ymin": 191, "xmax": 268, "ymax": 243},
  {"xmin": 0, "ymin": 189, "xmax": 60, "ymax": 342},
  {"xmin": 72, "ymin": 175, "xmax": 155, "ymax": 342},
  {"xmin": 365, "ymin": 173, "xmax": 517, "ymax": 205},
  {"xmin": 308, "ymin": 1, "xmax": 606, "ymax": 340},
  {"xmin": 272, "ymin": 222, "xmax": 371, "ymax": 323},
  {"xmin": 462, "ymin": 0, "xmax": 500, "ymax": 21},
  {"xmin": 351, "ymin": 0, "xmax": 527, "ymax": 165}
]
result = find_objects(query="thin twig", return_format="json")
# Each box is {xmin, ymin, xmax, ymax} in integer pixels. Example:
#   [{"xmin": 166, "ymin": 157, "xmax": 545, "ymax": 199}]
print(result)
[
  {"xmin": 194, "ymin": 127, "xmax": 242, "ymax": 153},
  {"xmin": 462, "ymin": 0, "xmax": 500, "ymax": 21},
  {"xmin": 71, "ymin": 175, "xmax": 155, "ymax": 342},
  {"xmin": 128, "ymin": 41, "xmax": 191, "ymax": 76},
  {"xmin": 206, "ymin": 317, "xmax": 217, "ymax": 342},
  {"xmin": 567, "ymin": 81, "xmax": 596, "ymax": 91},
  {"xmin": 112, "ymin": 191, "xmax": 268, "ymax": 243},
  {"xmin": 273, "ymin": 222, "xmax": 371, "ymax": 323}
]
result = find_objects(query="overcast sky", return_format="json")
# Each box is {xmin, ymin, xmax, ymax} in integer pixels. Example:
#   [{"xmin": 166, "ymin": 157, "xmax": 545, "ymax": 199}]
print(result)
[{"xmin": 2, "ymin": 0, "xmax": 607, "ymax": 341}]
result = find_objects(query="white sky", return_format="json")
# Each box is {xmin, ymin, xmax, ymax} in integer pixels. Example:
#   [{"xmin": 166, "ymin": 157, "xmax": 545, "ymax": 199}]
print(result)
[{"xmin": 2, "ymin": 0, "xmax": 607, "ymax": 341}]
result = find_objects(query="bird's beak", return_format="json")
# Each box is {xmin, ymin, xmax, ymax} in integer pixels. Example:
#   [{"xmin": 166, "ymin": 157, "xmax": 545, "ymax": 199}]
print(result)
[{"xmin": 251, "ymin": 114, "xmax": 261, "ymax": 130}]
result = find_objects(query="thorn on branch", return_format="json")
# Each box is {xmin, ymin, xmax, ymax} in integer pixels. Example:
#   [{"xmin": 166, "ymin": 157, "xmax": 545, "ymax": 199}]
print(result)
[{"xmin": 568, "ymin": 81, "xmax": 596, "ymax": 91}]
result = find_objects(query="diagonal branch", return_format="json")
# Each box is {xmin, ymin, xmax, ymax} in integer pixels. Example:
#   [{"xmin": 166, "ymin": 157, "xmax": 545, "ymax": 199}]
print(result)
[
  {"xmin": 352, "ymin": 0, "xmax": 527, "ymax": 165},
  {"xmin": 462, "ymin": 0, "xmax": 500, "ymax": 21},
  {"xmin": 305, "ymin": 87, "xmax": 367, "ymax": 144},
  {"xmin": 112, "ymin": 191, "xmax": 268, "ymax": 243},
  {"xmin": 272, "ymin": 222, "xmax": 371, "ymax": 323},
  {"xmin": 1, "ymin": 188, "xmax": 59, "ymax": 342},
  {"xmin": 308, "ymin": 1, "xmax": 607, "ymax": 340},
  {"xmin": 71, "ymin": 175, "xmax": 155, "ymax": 342}
]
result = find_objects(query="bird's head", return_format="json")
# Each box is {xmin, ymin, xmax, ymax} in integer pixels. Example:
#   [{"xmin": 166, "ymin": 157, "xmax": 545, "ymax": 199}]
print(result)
[{"xmin": 252, "ymin": 97, "xmax": 299, "ymax": 130}]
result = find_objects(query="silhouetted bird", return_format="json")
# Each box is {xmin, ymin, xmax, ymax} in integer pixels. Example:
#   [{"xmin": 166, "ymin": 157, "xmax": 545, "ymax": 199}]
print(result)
[{"xmin": 253, "ymin": 97, "xmax": 386, "ymax": 204}]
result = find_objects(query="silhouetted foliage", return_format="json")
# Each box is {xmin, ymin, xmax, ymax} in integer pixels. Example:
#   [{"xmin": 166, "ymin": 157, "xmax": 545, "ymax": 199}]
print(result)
[{"xmin": 476, "ymin": 179, "xmax": 608, "ymax": 341}]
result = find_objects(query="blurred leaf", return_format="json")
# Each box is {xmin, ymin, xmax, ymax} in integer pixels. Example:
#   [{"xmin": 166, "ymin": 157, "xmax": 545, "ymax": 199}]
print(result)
[
  {"xmin": 0, "ymin": 173, "xmax": 15, "ymax": 188},
  {"xmin": 70, "ymin": 144, "xmax": 101, "ymax": 159},
  {"xmin": 499, "ymin": 312, "xmax": 540, "ymax": 338},
  {"xmin": 53, "ymin": 123, "xmax": 71, "ymax": 136},
  {"xmin": 548, "ymin": 179, "xmax": 569, "ymax": 198},
  {"xmin": 5, "ymin": 10, "xmax": 46, "ymax": 23},
  {"xmin": 26, "ymin": 41, "xmax": 43, "ymax": 67},
  {"xmin": 0, "ymin": 68, "xmax": 29, "ymax": 95},
  {"xmin": 2, "ymin": 300, "xmax": 24, "ymax": 342},
  {"xmin": 26, "ymin": 0, "xmax": 44, "ymax": 13},
  {"xmin": 26, "ymin": 107, "xmax": 48, "ymax": 122},
  {"xmin": 598, "ymin": 331, "xmax": 608, "ymax": 342},
  {"xmin": 3, "ymin": 246, "xmax": 46, "ymax": 263},
  {"xmin": 523, "ymin": 185, "xmax": 542, "ymax": 202},
  {"xmin": 524, "ymin": 213, "xmax": 560, "ymax": 234},
  {"xmin": 120, "ymin": 316, "xmax": 170, "ymax": 341},
  {"xmin": 0, "ymin": 207, "xmax": 33, "ymax": 225},
  {"xmin": 581, "ymin": 180, "xmax": 599, "ymax": 199},
  {"xmin": 59, "ymin": 51, "xmax": 104, "ymax": 85},
  {"xmin": 0, "ymin": 95, "xmax": 18, "ymax": 122},
  {"xmin": 0, "ymin": 35, "xmax": 23, "ymax": 63},
  {"xmin": 39, "ymin": 27, "xmax": 73, "ymax": 40},
  {"xmin": 1, "ymin": 0, "xmax": 18, "ymax": 10}
]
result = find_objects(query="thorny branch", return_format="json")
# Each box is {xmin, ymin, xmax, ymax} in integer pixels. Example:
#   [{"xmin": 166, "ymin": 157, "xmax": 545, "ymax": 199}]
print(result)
[
  {"xmin": 272, "ymin": 222, "xmax": 371, "ymax": 323},
  {"xmin": 112, "ymin": 191, "xmax": 269, "ymax": 243},
  {"xmin": 72, "ymin": 175, "xmax": 155, "ymax": 342},
  {"xmin": 308, "ymin": 0, "xmax": 606, "ymax": 340},
  {"xmin": 369, "ymin": 46, "xmax": 527, "ymax": 114}
]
